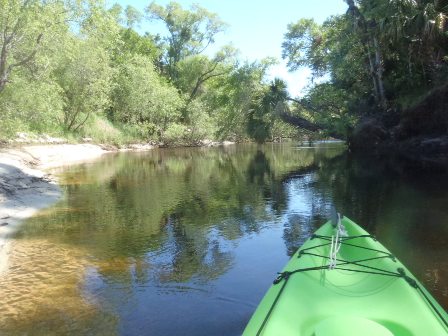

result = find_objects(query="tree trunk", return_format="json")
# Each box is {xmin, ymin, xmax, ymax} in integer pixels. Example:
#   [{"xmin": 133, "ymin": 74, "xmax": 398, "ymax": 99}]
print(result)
[
  {"xmin": 0, "ymin": 34, "xmax": 10, "ymax": 93},
  {"xmin": 373, "ymin": 36, "xmax": 387, "ymax": 109},
  {"xmin": 366, "ymin": 44, "xmax": 380, "ymax": 103},
  {"xmin": 345, "ymin": 0, "xmax": 387, "ymax": 110}
]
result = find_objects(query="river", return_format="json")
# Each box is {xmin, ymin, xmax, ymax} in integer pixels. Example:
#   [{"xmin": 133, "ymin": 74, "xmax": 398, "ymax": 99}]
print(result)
[{"xmin": 0, "ymin": 143, "xmax": 447, "ymax": 335}]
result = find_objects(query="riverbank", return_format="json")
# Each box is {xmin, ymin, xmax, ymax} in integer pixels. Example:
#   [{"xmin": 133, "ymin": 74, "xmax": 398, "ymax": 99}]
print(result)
[
  {"xmin": 349, "ymin": 84, "xmax": 448, "ymax": 167},
  {"xmin": 0, "ymin": 144, "xmax": 110, "ymax": 272},
  {"xmin": 0, "ymin": 140, "xmax": 241, "ymax": 272}
]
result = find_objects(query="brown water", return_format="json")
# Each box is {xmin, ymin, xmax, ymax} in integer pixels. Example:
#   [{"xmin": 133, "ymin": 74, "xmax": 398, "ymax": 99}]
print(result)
[{"xmin": 0, "ymin": 143, "xmax": 447, "ymax": 335}]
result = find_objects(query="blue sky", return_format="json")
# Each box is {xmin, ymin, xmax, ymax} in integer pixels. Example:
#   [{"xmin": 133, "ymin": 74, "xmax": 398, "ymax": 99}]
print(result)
[{"xmin": 110, "ymin": 0, "xmax": 348, "ymax": 96}]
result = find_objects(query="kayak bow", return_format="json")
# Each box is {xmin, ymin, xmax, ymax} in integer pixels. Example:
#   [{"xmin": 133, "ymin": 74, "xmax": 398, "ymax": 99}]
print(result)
[{"xmin": 243, "ymin": 216, "xmax": 448, "ymax": 336}]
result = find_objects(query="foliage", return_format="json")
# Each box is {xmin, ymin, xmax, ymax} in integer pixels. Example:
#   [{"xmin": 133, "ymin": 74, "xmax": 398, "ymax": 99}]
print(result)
[
  {"xmin": 0, "ymin": 0, "xmax": 69, "ymax": 92},
  {"xmin": 80, "ymin": 115, "xmax": 125, "ymax": 145},
  {"xmin": 302, "ymin": 83, "xmax": 358, "ymax": 137},
  {"xmin": 0, "ymin": 70, "xmax": 64, "ymax": 137},
  {"xmin": 282, "ymin": 18, "xmax": 327, "ymax": 77},
  {"xmin": 0, "ymin": 0, "xmax": 310, "ymax": 146},
  {"xmin": 114, "ymin": 28, "xmax": 160, "ymax": 64},
  {"xmin": 55, "ymin": 36, "xmax": 115, "ymax": 131},
  {"xmin": 146, "ymin": 1, "xmax": 228, "ymax": 80},
  {"xmin": 112, "ymin": 54, "xmax": 183, "ymax": 139},
  {"xmin": 182, "ymin": 98, "xmax": 215, "ymax": 142},
  {"xmin": 282, "ymin": 0, "xmax": 448, "ymax": 140},
  {"xmin": 161, "ymin": 123, "xmax": 187, "ymax": 146},
  {"xmin": 176, "ymin": 46, "xmax": 236, "ymax": 100},
  {"xmin": 206, "ymin": 60, "xmax": 275, "ymax": 141}
]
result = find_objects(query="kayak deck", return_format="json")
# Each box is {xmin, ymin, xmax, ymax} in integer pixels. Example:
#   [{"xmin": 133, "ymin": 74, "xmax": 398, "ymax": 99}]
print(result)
[{"xmin": 243, "ymin": 217, "xmax": 448, "ymax": 336}]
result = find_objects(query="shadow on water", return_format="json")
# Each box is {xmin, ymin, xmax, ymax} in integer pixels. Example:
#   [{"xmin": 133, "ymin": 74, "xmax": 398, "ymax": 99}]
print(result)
[
  {"xmin": 1, "ymin": 143, "xmax": 447, "ymax": 335},
  {"xmin": 282, "ymin": 150, "xmax": 448, "ymax": 308}
]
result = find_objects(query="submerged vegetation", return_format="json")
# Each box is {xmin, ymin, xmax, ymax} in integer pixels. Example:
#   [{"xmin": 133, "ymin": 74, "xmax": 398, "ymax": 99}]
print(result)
[{"xmin": 0, "ymin": 0, "xmax": 447, "ymax": 151}]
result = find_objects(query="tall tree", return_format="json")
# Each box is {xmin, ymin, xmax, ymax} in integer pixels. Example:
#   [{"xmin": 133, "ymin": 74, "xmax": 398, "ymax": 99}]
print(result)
[
  {"xmin": 176, "ymin": 45, "xmax": 236, "ymax": 102},
  {"xmin": 112, "ymin": 54, "xmax": 183, "ymax": 137},
  {"xmin": 282, "ymin": 18, "xmax": 328, "ymax": 78},
  {"xmin": 247, "ymin": 79, "xmax": 291, "ymax": 143},
  {"xmin": 0, "ymin": 0, "xmax": 68, "ymax": 93},
  {"xmin": 344, "ymin": 0, "xmax": 388, "ymax": 109},
  {"xmin": 55, "ymin": 2, "xmax": 120, "ymax": 131},
  {"xmin": 145, "ymin": 1, "xmax": 227, "ymax": 80}
]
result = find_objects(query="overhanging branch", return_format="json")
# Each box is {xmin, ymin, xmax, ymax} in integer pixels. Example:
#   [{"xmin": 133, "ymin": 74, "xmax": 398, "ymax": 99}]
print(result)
[{"xmin": 274, "ymin": 102, "xmax": 344, "ymax": 139}]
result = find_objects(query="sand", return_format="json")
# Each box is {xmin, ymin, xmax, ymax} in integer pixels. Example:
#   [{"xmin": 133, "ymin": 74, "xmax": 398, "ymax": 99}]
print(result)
[{"xmin": 0, "ymin": 144, "xmax": 109, "ymax": 272}]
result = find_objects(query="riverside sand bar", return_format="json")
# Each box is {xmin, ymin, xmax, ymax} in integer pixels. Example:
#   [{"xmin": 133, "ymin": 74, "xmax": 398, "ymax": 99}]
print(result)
[{"xmin": 0, "ymin": 144, "xmax": 109, "ymax": 272}]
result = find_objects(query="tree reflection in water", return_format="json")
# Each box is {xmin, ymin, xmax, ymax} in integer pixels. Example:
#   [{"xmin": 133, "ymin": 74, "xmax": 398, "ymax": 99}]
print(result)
[{"xmin": 2, "ymin": 143, "xmax": 447, "ymax": 335}]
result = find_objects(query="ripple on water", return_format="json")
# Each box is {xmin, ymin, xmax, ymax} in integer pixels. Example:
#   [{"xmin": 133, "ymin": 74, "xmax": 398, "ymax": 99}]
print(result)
[{"xmin": 0, "ymin": 238, "xmax": 118, "ymax": 335}]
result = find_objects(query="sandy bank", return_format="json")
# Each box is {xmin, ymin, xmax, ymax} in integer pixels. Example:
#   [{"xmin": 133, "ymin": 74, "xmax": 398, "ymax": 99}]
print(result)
[
  {"xmin": 0, "ymin": 141, "xmax": 237, "ymax": 273},
  {"xmin": 0, "ymin": 144, "xmax": 109, "ymax": 272}
]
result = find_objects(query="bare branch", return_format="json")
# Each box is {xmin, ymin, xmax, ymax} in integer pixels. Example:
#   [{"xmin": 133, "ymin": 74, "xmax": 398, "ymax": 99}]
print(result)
[{"xmin": 73, "ymin": 112, "xmax": 91, "ymax": 132}]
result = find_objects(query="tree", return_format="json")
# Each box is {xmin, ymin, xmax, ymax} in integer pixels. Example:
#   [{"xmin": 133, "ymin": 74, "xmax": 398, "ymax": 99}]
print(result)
[
  {"xmin": 107, "ymin": 4, "xmax": 161, "ymax": 65},
  {"xmin": 55, "ymin": 2, "xmax": 120, "ymax": 131},
  {"xmin": 282, "ymin": 18, "xmax": 328, "ymax": 78},
  {"xmin": 0, "ymin": 69, "xmax": 64, "ymax": 137},
  {"xmin": 176, "ymin": 45, "xmax": 236, "ymax": 102},
  {"xmin": 246, "ymin": 79, "xmax": 290, "ymax": 143},
  {"xmin": 0, "ymin": 0, "xmax": 68, "ymax": 93},
  {"xmin": 55, "ymin": 38, "xmax": 114, "ymax": 131},
  {"xmin": 145, "ymin": 1, "xmax": 228, "ymax": 80},
  {"xmin": 114, "ymin": 28, "xmax": 160, "ymax": 65},
  {"xmin": 281, "ymin": 0, "xmax": 448, "ymax": 148},
  {"xmin": 112, "ymin": 55, "xmax": 183, "ymax": 138},
  {"xmin": 205, "ymin": 59, "xmax": 275, "ymax": 141},
  {"xmin": 345, "ymin": 0, "xmax": 387, "ymax": 109},
  {"xmin": 124, "ymin": 5, "xmax": 143, "ymax": 28}
]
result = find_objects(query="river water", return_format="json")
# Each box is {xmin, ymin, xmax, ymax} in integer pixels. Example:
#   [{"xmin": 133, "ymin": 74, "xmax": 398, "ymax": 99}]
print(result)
[{"xmin": 0, "ymin": 143, "xmax": 447, "ymax": 335}]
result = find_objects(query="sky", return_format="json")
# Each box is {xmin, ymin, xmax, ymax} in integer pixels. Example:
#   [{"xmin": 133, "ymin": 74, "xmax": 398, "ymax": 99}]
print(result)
[{"xmin": 110, "ymin": 0, "xmax": 348, "ymax": 97}]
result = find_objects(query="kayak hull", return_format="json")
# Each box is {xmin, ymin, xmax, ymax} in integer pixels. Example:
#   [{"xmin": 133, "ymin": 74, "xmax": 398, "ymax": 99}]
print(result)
[{"xmin": 243, "ymin": 217, "xmax": 448, "ymax": 336}]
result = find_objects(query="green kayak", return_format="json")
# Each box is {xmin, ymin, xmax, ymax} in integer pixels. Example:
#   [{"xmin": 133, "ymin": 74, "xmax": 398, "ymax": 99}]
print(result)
[{"xmin": 243, "ymin": 216, "xmax": 448, "ymax": 336}]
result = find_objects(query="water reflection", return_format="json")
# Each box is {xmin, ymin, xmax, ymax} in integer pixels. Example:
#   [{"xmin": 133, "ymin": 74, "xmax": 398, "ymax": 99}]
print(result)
[
  {"xmin": 0, "ymin": 143, "xmax": 447, "ymax": 335},
  {"xmin": 303, "ymin": 152, "xmax": 448, "ymax": 308}
]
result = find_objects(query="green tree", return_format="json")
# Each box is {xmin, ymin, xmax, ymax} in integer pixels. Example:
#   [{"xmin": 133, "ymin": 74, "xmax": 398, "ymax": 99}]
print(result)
[
  {"xmin": 145, "ymin": 1, "xmax": 228, "ymax": 80},
  {"xmin": 114, "ymin": 28, "xmax": 160, "ymax": 64},
  {"xmin": 55, "ymin": 38, "xmax": 114, "ymax": 131},
  {"xmin": 282, "ymin": 0, "xmax": 448, "ymax": 146},
  {"xmin": 205, "ymin": 59, "xmax": 274, "ymax": 141},
  {"xmin": 282, "ymin": 18, "xmax": 328, "ymax": 78},
  {"xmin": 0, "ymin": 0, "xmax": 69, "ymax": 93},
  {"xmin": 0, "ymin": 71, "xmax": 64, "ymax": 137},
  {"xmin": 176, "ymin": 46, "xmax": 236, "ymax": 102},
  {"xmin": 246, "ymin": 79, "xmax": 289, "ymax": 144},
  {"xmin": 55, "ymin": 3, "xmax": 120, "ymax": 131},
  {"xmin": 124, "ymin": 5, "xmax": 143, "ymax": 28},
  {"xmin": 112, "ymin": 54, "xmax": 183, "ymax": 139}
]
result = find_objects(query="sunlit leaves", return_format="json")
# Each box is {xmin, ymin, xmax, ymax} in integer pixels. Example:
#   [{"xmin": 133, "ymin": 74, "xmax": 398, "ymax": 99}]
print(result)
[
  {"xmin": 113, "ymin": 54, "xmax": 183, "ymax": 137},
  {"xmin": 56, "ymin": 37, "xmax": 115, "ymax": 131},
  {"xmin": 282, "ymin": 18, "xmax": 328, "ymax": 77},
  {"xmin": 146, "ymin": 1, "xmax": 228, "ymax": 80}
]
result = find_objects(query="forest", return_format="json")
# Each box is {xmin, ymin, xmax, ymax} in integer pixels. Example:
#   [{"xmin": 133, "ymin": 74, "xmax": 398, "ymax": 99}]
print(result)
[{"xmin": 0, "ymin": 0, "xmax": 447, "ymax": 153}]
